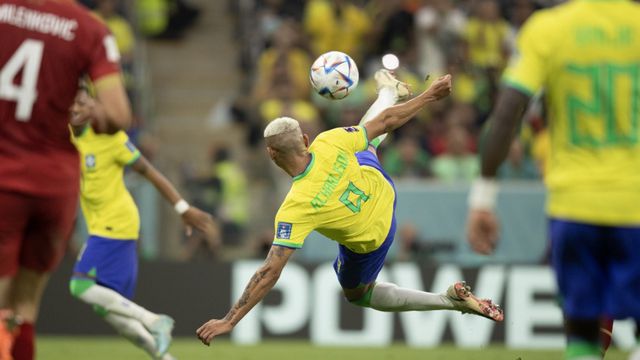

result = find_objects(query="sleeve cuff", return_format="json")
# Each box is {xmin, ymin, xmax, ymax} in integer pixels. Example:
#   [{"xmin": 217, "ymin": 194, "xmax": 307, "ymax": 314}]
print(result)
[
  {"xmin": 272, "ymin": 240, "xmax": 303, "ymax": 249},
  {"xmin": 501, "ymin": 78, "xmax": 537, "ymax": 98},
  {"xmin": 125, "ymin": 152, "xmax": 141, "ymax": 165},
  {"xmin": 359, "ymin": 125, "xmax": 370, "ymax": 151}
]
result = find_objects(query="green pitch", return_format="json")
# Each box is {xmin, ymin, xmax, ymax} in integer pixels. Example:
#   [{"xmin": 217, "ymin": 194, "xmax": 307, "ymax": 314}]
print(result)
[{"xmin": 38, "ymin": 337, "xmax": 628, "ymax": 360}]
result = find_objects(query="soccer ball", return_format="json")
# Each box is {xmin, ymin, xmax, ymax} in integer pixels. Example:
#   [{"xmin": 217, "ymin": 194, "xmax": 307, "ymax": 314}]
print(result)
[{"xmin": 309, "ymin": 51, "xmax": 359, "ymax": 100}]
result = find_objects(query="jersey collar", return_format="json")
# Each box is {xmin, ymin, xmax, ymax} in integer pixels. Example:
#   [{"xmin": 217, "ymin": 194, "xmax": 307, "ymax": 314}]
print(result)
[{"xmin": 293, "ymin": 153, "xmax": 315, "ymax": 181}]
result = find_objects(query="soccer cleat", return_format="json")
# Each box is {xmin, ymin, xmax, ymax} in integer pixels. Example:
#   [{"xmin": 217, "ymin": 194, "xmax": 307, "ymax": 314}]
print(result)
[
  {"xmin": 0, "ymin": 310, "xmax": 20, "ymax": 360},
  {"xmin": 149, "ymin": 315, "xmax": 174, "ymax": 357},
  {"xmin": 446, "ymin": 281, "xmax": 504, "ymax": 322},
  {"xmin": 374, "ymin": 69, "xmax": 411, "ymax": 101}
]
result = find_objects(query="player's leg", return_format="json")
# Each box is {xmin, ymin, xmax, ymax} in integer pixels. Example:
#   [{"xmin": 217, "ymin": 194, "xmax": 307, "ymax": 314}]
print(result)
[
  {"xmin": 69, "ymin": 236, "xmax": 174, "ymax": 357},
  {"xmin": 334, "ymin": 218, "xmax": 503, "ymax": 320},
  {"xmin": 607, "ymin": 227, "xmax": 640, "ymax": 360},
  {"xmin": 550, "ymin": 219, "xmax": 606, "ymax": 360},
  {"xmin": 0, "ymin": 190, "xmax": 39, "ymax": 360},
  {"xmin": 103, "ymin": 314, "xmax": 175, "ymax": 360},
  {"xmin": 359, "ymin": 69, "xmax": 411, "ymax": 149}
]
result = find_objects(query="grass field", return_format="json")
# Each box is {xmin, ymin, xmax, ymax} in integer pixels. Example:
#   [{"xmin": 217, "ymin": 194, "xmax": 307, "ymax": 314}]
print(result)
[{"xmin": 38, "ymin": 337, "xmax": 629, "ymax": 360}]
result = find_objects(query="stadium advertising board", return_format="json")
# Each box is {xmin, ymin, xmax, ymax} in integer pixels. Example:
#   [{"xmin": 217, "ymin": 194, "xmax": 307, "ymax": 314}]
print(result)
[
  {"xmin": 40, "ymin": 259, "xmax": 636, "ymax": 349},
  {"xmin": 231, "ymin": 261, "xmax": 637, "ymax": 349}
]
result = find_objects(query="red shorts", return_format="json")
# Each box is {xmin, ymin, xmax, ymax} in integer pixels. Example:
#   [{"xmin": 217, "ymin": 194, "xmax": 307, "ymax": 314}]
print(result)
[{"xmin": 0, "ymin": 190, "xmax": 78, "ymax": 276}]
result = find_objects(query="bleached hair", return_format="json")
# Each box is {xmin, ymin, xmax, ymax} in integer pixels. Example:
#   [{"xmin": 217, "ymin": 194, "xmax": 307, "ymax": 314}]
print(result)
[{"xmin": 264, "ymin": 117, "xmax": 300, "ymax": 138}]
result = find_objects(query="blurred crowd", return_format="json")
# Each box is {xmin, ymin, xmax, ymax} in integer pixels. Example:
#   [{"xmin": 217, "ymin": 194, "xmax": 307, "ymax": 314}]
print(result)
[
  {"xmin": 229, "ymin": 0, "xmax": 554, "ymax": 185},
  {"xmin": 74, "ymin": 0, "xmax": 558, "ymax": 262}
]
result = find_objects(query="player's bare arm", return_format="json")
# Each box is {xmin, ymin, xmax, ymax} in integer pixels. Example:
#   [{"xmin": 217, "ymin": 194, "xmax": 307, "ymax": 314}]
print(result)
[
  {"xmin": 196, "ymin": 245, "xmax": 296, "ymax": 345},
  {"xmin": 363, "ymin": 74, "xmax": 452, "ymax": 141},
  {"xmin": 467, "ymin": 87, "xmax": 531, "ymax": 255},
  {"xmin": 70, "ymin": 74, "xmax": 132, "ymax": 134},
  {"xmin": 131, "ymin": 156, "xmax": 218, "ymax": 238}
]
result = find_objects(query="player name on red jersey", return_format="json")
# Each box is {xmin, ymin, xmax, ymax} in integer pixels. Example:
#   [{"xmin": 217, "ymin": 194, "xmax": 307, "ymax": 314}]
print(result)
[{"xmin": 0, "ymin": 4, "xmax": 77, "ymax": 41}]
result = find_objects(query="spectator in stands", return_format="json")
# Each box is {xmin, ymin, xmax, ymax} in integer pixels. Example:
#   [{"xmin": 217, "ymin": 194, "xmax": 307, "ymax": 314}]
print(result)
[
  {"xmin": 497, "ymin": 139, "xmax": 539, "ymax": 180},
  {"xmin": 210, "ymin": 147, "xmax": 250, "ymax": 245},
  {"xmin": 414, "ymin": 0, "xmax": 467, "ymax": 77},
  {"xmin": 94, "ymin": 0, "xmax": 136, "ymax": 100},
  {"xmin": 432, "ymin": 126, "xmax": 479, "ymax": 182},
  {"xmin": 303, "ymin": 0, "xmax": 372, "ymax": 61},
  {"xmin": 383, "ymin": 136, "xmax": 431, "ymax": 179},
  {"xmin": 396, "ymin": 223, "xmax": 423, "ymax": 262},
  {"xmin": 463, "ymin": 0, "xmax": 510, "ymax": 104},
  {"xmin": 253, "ymin": 21, "xmax": 312, "ymax": 103}
]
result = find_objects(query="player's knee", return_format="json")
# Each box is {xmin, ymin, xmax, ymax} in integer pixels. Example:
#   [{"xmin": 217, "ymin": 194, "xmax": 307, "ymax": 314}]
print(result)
[
  {"xmin": 346, "ymin": 286, "xmax": 374, "ymax": 307},
  {"xmin": 69, "ymin": 277, "xmax": 95, "ymax": 298}
]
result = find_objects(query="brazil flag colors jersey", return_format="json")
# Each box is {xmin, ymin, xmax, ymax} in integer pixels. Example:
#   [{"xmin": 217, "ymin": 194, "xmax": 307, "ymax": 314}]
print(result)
[
  {"xmin": 273, "ymin": 126, "xmax": 395, "ymax": 254},
  {"xmin": 503, "ymin": 0, "xmax": 640, "ymax": 225},
  {"xmin": 71, "ymin": 127, "xmax": 141, "ymax": 239}
]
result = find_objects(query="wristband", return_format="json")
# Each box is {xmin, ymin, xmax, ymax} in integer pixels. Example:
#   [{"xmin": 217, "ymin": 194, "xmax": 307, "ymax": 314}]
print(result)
[
  {"xmin": 174, "ymin": 199, "xmax": 190, "ymax": 215},
  {"xmin": 468, "ymin": 178, "xmax": 499, "ymax": 210}
]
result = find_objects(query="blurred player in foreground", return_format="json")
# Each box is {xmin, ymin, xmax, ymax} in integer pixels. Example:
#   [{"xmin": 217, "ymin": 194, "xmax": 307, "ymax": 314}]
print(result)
[
  {"xmin": 68, "ymin": 91, "xmax": 217, "ymax": 360},
  {"xmin": 466, "ymin": 1, "xmax": 640, "ymax": 359},
  {"xmin": 0, "ymin": 0, "xmax": 132, "ymax": 358},
  {"xmin": 197, "ymin": 71, "xmax": 504, "ymax": 345}
]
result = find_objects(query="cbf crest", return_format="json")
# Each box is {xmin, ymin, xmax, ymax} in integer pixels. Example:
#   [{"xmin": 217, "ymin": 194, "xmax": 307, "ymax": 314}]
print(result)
[{"xmin": 85, "ymin": 154, "xmax": 96, "ymax": 170}]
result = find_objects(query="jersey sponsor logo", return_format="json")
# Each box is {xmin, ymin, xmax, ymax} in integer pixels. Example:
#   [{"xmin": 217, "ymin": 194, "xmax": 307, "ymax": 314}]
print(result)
[
  {"xmin": 276, "ymin": 222, "xmax": 292, "ymax": 240},
  {"xmin": 342, "ymin": 127, "xmax": 359, "ymax": 133},
  {"xmin": 125, "ymin": 140, "xmax": 137, "ymax": 153},
  {"xmin": 311, "ymin": 151, "xmax": 349, "ymax": 210},
  {"xmin": 85, "ymin": 154, "xmax": 96, "ymax": 169}
]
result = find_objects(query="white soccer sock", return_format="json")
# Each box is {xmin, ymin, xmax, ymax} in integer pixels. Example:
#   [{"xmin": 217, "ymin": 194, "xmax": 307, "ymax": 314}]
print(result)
[
  {"xmin": 78, "ymin": 284, "xmax": 160, "ymax": 329},
  {"xmin": 369, "ymin": 282, "xmax": 455, "ymax": 312},
  {"xmin": 104, "ymin": 313, "xmax": 158, "ymax": 357},
  {"xmin": 359, "ymin": 87, "xmax": 398, "ymax": 146}
]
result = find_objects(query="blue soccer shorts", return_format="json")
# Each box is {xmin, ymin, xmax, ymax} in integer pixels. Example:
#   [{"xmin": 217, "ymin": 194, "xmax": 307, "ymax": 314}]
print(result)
[
  {"xmin": 72, "ymin": 235, "xmax": 138, "ymax": 299},
  {"xmin": 550, "ymin": 218, "xmax": 640, "ymax": 320},
  {"xmin": 333, "ymin": 150, "xmax": 397, "ymax": 289}
]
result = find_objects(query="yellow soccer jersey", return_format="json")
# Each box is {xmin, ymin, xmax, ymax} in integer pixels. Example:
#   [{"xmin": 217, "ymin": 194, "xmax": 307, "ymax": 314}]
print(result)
[
  {"xmin": 503, "ymin": 0, "xmax": 640, "ymax": 225},
  {"xmin": 273, "ymin": 126, "xmax": 395, "ymax": 254},
  {"xmin": 72, "ymin": 127, "xmax": 141, "ymax": 239}
]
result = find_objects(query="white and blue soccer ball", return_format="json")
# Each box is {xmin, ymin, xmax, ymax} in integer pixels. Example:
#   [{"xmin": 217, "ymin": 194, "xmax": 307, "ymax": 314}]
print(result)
[{"xmin": 310, "ymin": 51, "xmax": 359, "ymax": 100}]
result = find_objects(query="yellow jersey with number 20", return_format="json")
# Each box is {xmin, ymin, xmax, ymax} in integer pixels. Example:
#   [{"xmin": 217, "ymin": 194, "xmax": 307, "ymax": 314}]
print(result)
[
  {"xmin": 503, "ymin": 0, "xmax": 640, "ymax": 225},
  {"xmin": 273, "ymin": 126, "xmax": 395, "ymax": 254}
]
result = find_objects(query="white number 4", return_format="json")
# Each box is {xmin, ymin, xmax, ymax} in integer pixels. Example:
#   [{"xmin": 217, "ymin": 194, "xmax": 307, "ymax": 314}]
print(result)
[{"xmin": 0, "ymin": 39, "xmax": 44, "ymax": 122}]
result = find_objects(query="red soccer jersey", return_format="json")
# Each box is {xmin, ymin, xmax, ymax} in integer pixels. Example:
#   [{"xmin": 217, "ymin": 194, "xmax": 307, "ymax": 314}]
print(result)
[{"xmin": 0, "ymin": 0, "xmax": 121, "ymax": 196}]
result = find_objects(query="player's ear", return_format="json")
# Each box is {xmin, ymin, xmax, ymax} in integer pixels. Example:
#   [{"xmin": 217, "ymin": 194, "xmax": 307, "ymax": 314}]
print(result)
[
  {"xmin": 266, "ymin": 146, "xmax": 277, "ymax": 161},
  {"xmin": 303, "ymin": 134, "xmax": 310, "ymax": 148}
]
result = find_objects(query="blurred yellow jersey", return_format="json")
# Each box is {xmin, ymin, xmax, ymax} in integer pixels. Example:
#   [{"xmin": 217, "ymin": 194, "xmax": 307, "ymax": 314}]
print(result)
[
  {"xmin": 503, "ymin": 0, "xmax": 640, "ymax": 225},
  {"xmin": 273, "ymin": 126, "xmax": 395, "ymax": 253},
  {"xmin": 72, "ymin": 127, "xmax": 141, "ymax": 239}
]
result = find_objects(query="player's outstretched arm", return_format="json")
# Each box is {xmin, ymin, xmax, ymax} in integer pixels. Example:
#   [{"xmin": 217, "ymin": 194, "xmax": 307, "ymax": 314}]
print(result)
[
  {"xmin": 70, "ymin": 75, "xmax": 132, "ymax": 134},
  {"xmin": 363, "ymin": 74, "xmax": 452, "ymax": 141},
  {"xmin": 466, "ymin": 87, "xmax": 531, "ymax": 255},
  {"xmin": 131, "ymin": 156, "xmax": 218, "ymax": 238},
  {"xmin": 196, "ymin": 245, "xmax": 295, "ymax": 345}
]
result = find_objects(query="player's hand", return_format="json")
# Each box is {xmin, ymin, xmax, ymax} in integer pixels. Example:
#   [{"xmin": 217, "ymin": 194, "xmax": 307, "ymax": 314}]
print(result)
[
  {"xmin": 196, "ymin": 318, "xmax": 233, "ymax": 346},
  {"xmin": 466, "ymin": 209, "xmax": 499, "ymax": 255},
  {"xmin": 424, "ymin": 74, "xmax": 452, "ymax": 101},
  {"xmin": 181, "ymin": 207, "xmax": 218, "ymax": 238}
]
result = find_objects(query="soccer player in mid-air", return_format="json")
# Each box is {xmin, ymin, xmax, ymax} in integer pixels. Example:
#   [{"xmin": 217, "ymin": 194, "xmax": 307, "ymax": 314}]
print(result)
[
  {"xmin": 68, "ymin": 89, "xmax": 217, "ymax": 360},
  {"xmin": 466, "ymin": 1, "xmax": 640, "ymax": 359},
  {"xmin": 0, "ymin": 1, "xmax": 132, "ymax": 358},
  {"xmin": 197, "ymin": 70, "xmax": 504, "ymax": 345}
]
